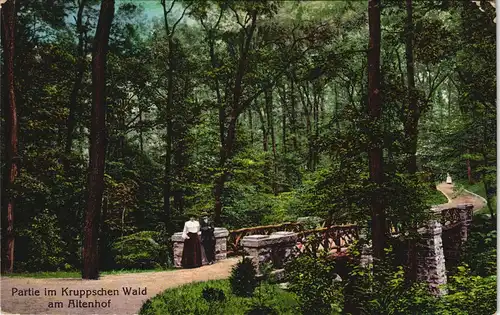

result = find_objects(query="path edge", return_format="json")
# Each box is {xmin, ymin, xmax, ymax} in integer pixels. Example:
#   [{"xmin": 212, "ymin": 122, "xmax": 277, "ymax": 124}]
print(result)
[{"xmin": 462, "ymin": 188, "xmax": 488, "ymax": 207}]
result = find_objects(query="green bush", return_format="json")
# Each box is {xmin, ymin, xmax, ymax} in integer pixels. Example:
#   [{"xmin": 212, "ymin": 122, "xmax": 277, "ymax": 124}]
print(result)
[
  {"xmin": 285, "ymin": 252, "xmax": 343, "ymax": 314},
  {"xmin": 462, "ymin": 214, "xmax": 496, "ymax": 276},
  {"xmin": 111, "ymin": 231, "xmax": 170, "ymax": 269},
  {"xmin": 202, "ymin": 286, "xmax": 226, "ymax": 303},
  {"xmin": 138, "ymin": 279, "xmax": 298, "ymax": 315},
  {"xmin": 17, "ymin": 209, "xmax": 66, "ymax": 272},
  {"xmin": 344, "ymin": 244, "xmax": 496, "ymax": 314},
  {"xmin": 246, "ymin": 305, "xmax": 278, "ymax": 315},
  {"xmin": 439, "ymin": 265, "xmax": 496, "ymax": 315},
  {"xmin": 230, "ymin": 257, "xmax": 258, "ymax": 297}
]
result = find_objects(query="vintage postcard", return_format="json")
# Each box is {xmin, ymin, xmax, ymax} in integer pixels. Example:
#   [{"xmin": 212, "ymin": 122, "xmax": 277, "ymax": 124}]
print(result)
[{"xmin": 0, "ymin": 0, "xmax": 496, "ymax": 314}]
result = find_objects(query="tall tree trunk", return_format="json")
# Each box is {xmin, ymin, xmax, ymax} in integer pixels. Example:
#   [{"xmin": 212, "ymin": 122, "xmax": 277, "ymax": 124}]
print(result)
[
  {"xmin": 64, "ymin": 0, "xmax": 87, "ymax": 173},
  {"xmin": 447, "ymin": 81, "xmax": 452, "ymax": 118},
  {"xmin": 257, "ymin": 105, "xmax": 268, "ymax": 152},
  {"xmin": 404, "ymin": 0, "xmax": 418, "ymax": 174},
  {"xmin": 214, "ymin": 9, "xmax": 258, "ymax": 225},
  {"xmin": 160, "ymin": 0, "xmax": 191, "ymax": 233},
  {"xmin": 466, "ymin": 153, "xmax": 472, "ymax": 183},
  {"xmin": 334, "ymin": 84, "xmax": 340, "ymax": 130},
  {"xmin": 99, "ymin": 196, "xmax": 108, "ymax": 270},
  {"xmin": 299, "ymin": 84, "xmax": 313, "ymax": 170},
  {"xmin": 1, "ymin": 0, "xmax": 18, "ymax": 273},
  {"xmin": 289, "ymin": 73, "xmax": 297, "ymax": 150},
  {"xmin": 403, "ymin": 0, "xmax": 419, "ymax": 281},
  {"xmin": 163, "ymin": 36, "xmax": 174, "ymax": 234},
  {"xmin": 139, "ymin": 108, "xmax": 143, "ymax": 153},
  {"xmin": 280, "ymin": 85, "xmax": 287, "ymax": 153},
  {"xmin": 367, "ymin": 0, "xmax": 386, "ymax": 261},
  {"xmin": 248, "ymin": 108, "xmax": 254, "ymax": 144},
  {"xmin": 265, "ymin": 89, "xmax": 278, "ymax": 195},
  {"xmin": 82, "ymin": 0, "xmax": 114, "ymax": 280},
  {"xmin": 313, "ymin": 85, "xmax": 320, "ymax": 170}
]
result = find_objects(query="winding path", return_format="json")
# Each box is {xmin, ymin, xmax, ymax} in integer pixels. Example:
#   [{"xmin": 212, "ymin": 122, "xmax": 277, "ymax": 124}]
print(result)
[
  {"xmin": 436, "ymin": 182, "xmax": 487, "ymax": 211},
  {"xmin": 0, "ymin": 258, "xmax": 239, "ymax": 315}
]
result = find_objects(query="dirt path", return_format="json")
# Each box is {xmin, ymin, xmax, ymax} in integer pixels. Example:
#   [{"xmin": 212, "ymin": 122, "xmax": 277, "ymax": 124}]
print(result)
[
  {"xmin": 0, "ymin": 257, "xmax": 239, "ymax": 315},
  {"xmin": 436, "ymin": 182, "xmax": 486, "ymax": 211}
]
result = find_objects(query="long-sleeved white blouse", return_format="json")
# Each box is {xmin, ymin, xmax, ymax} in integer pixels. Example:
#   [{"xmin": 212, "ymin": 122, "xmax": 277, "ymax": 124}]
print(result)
[{"xmin": 182, "ymin": 220, "xmax": 201, "ymax": 239}]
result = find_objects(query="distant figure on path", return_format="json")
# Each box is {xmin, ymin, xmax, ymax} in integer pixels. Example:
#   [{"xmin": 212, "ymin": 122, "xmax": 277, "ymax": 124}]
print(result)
[
  {"xmin": 200, "ymin": 212, "xmax": 216, "ymax": 265},
  {"xmin": 181, "ymin": 214, "xmax": 202, "ymax": 268},
  {"xmin": 446, "ymin": 173, "xmax": 452, "ymax": 184}
]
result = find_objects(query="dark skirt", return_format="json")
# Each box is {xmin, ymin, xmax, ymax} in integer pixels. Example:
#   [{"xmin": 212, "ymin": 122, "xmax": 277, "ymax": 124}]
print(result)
[{"xmin": 181, "ymin": 232, "xmax": 202, "ymax": 268}]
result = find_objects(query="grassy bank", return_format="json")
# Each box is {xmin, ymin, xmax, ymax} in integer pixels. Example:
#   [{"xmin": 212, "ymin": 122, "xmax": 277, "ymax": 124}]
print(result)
[
  {"xmin": 455, "ymin": 180, "xmax": 495, "ymax": 215},
  {"xmin": 427, "ymin": 185, "xmax": 449, "ymax": 206},
  {"xmin": 139, "ymin": 279, "xmax": 299, "ymax": 315}
]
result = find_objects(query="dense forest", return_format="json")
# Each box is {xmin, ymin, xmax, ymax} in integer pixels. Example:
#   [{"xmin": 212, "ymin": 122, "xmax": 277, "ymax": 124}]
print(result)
[{"xmin": 0, "ymin": 0, "xmax": 496, "ymax": 289}]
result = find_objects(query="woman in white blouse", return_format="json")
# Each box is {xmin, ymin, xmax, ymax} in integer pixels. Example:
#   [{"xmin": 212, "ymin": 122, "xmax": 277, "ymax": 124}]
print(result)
[{"xmin": 181, "ymin": 214, "xmax": 203, "ymax": 268}]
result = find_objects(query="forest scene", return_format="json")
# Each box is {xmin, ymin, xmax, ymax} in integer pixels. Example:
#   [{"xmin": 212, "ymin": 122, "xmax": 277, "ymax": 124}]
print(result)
[{"xmin": 0, "ymin": 0, "xmax": 496, "ymax": 314}]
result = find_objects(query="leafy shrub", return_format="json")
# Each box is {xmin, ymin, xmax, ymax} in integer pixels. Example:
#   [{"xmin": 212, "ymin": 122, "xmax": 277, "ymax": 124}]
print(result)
[
  {"xmin": 17, "ymin": 209, "xmax": 66, "ymax": 271},
  {"xmin": 345, "ymin": 263, "xmax": 439, "ymax": 315},
  {"xmin": 230, "ymin": 257, "xmax": 258, "ymax": 297},
  {"xmin": 462, "ymin": 214, "xmax": 496, "ymax": 276},
  {"xmin": 246, "ymin": 305, "xmax": 278, "ymax": 315},
  {"xmin": 285, "ymin": 252, "xmax": 343, "ymax": 314},
  {"xmin": 202, "ymin": 286, "xmax": 226, "ymax": 303},
  {"xmin": 138, "ymin": 279, "xmax": 299, "ymax": 315},
  {"xmin": 111, "ymin": 231, "xmax": 170, "ymax": 269},
  {"xmin": 439, "ymin": 265, "xmax": 496, "ymax": 315},
  {"xmin": 138, "ymin": 299, "xmax": 154, "ymax": 315}
]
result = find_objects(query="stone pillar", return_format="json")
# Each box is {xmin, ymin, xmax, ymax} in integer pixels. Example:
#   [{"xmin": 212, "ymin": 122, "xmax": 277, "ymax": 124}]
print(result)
[
  {"xmin": 171, "ymin": 232, "xmax": 184, "ymax": 268},
  {"xmin": 214, "ymin": 227, "xmax": 229, "ymax": 261},
  {"xmin": 360, "ymin": 242, "xmax": 373, "ymax": 268},
  {"xmin": 358, "ymin": 229, "xmax": 373, "ymax": 268},
  {"xmin": 416, "ymin": 220, "xmax": 447, "ymax": 296},
  {"xmin": 457, "ymin": 204, "xmax": 473, "ymax": 244},
  {"xmin": 170, "ymin": 227, "xmax": 229, "ymax": 268},
  {"xmin": 241, "ymin": 232, "xmax": 297, "ymax": 275}
]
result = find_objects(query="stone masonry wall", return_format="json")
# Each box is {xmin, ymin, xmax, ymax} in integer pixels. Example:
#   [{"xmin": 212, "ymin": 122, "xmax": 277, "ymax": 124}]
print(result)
[
  {"xmin": 441, "ymin": 204, "xmax": 473, "ymax": 273},
  {"xmin": 416, "ymin": 220, "xmax": 447, "ymax": 296},
  {"xmin": 241, "ymin": 231, "xmax": 297, "ymax": 274}
]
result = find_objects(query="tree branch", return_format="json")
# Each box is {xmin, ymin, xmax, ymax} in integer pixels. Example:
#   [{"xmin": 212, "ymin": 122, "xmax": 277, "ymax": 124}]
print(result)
[{"xmin": 171, "ymin": 2, "xmax": 192, "ymax": 36}]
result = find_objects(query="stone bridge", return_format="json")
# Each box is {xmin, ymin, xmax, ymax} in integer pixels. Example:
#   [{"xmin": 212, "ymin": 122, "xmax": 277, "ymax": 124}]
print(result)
[{"xmin": 172, "ymin": 204, "xmax": 473, "ymax": 295}]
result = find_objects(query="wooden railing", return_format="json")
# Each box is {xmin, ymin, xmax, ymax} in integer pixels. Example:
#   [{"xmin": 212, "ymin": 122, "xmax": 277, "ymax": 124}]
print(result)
[
  {"xmin": 296, "ymin": 224, "xmax": 359, "ymax": 257},
  {"xmin": 227, "ymin": 205, "xmax": 472, "ymax": 257}
]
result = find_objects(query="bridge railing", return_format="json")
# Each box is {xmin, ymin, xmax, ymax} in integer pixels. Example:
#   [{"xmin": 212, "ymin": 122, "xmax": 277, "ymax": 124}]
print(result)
[
  {"xmin": 226, "ymin": 204, "xmax": 473, "ymax": 257},
  {"xmin": 296, "ymin": 224, "xmax": 359, "ymax": 257}
]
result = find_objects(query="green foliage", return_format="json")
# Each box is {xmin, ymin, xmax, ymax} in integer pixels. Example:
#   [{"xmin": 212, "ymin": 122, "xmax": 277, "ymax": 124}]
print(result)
[
  {"xmin": 425, "ymin": 187, "xmax": 448, "ymax": 206},
  {"xmin": 439, "ymin": 265, "xmax": 496, "ymax": 315},
  {"xmin": 111, "ymin": 231, "xmax": 171, "ymax": 269},
  {"xmin": 202, "ymin": 286, "xmax": 226, "ymax": 303},
  {"xmin": 6, "ymin": 267, "xmax": 171, "ymax": 279},
  {"xmin": 17, "ymin": 209, "xmax": 66, "ymax": 272},
  {"xmin": 285, "ymin": 252, "xmax": 343, "ymax": 315},
  {"xmin": 229, "ymin": 257, "xmax": 258, "ymax": 297},
  {"xmin": 246, "ymin": 305, "xmax": 278, "ymax": 315},
  {"xmin": 462, "ymin": 214, "xmax": 496, "ymax": 276},
  {"xmin": 138, "ymin": 280, "xmax": 298, "ymax": 315},
  {"xmin": 343, "ymin": 245, "xmax": 438, "ymax": 315},
  {"xmin": 201, "ymin": 286, "xmax": 226, "ymax": 314}
]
